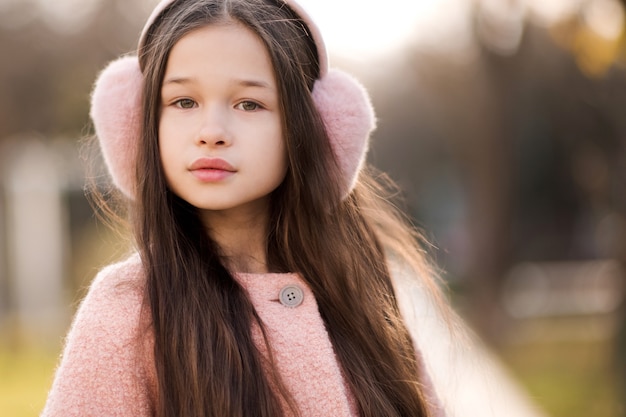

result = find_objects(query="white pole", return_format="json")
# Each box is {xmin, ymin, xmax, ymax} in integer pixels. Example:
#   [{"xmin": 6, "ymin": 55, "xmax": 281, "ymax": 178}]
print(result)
[{"xmin": 4, "ymin": 138, "xmax": 69, "ymax": 347}]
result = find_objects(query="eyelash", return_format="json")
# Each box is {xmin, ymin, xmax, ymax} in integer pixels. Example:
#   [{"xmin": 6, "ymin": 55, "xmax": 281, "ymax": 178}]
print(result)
[
  {"xmin": 172, "ymin": 99, "xmax": 263, "ymax": 111},
  {"xmin": 236, "ymin": 101, "xmax": 262, "ymax": 111},
  {"xmin": 174, "ymin": 98, "xmax": 196, "ymax": 109}
]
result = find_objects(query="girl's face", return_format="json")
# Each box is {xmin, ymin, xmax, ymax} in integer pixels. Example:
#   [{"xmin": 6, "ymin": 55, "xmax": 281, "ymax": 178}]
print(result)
[{"xmin": 159, "ymin": 22, "xmax": 287, "ymax": 222}]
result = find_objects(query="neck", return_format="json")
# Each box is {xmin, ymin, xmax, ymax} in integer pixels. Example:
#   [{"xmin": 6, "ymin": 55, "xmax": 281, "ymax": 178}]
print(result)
[{"xmin": 200, "ymin": 204, "xmax": 270, "ymax": 274}]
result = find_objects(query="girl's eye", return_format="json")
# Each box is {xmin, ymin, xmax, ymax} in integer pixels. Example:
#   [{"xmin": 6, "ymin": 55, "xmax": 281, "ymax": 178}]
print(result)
[
  {"xmin": 237, "ymin": 101, "xmax": 260, "ymax": 111},
  {"xmin": 175, "ymin": 98, "xmax": 196, "ymax": 109}
]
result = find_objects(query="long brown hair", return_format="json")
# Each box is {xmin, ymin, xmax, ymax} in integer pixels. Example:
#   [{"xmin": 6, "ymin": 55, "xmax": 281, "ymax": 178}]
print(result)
[{"xmin": 133, "ymin": 0, "xmax": 444, "ymax": 416}]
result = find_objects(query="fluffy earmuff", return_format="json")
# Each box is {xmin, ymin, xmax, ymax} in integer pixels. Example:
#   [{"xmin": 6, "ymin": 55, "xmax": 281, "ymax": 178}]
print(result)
[
  {"xmin": 90, "ymin": 0, "xmax": 376, "ymax": 199},
  {"xmin": 90, "ymin": 56, "xmax": 143, "ymax": 198}
]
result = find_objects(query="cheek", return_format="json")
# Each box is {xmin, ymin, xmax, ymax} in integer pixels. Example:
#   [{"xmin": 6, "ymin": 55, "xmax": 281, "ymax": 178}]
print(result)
[
  {"xmin": 253, "ymin": 116, "xmax": 286, "ymax": 174},
  {"xmin": 157, "ymin": 124, "xmax": 178, "ymax": 177},
  {"xmin": 255, "ymin": 129, "xmax": 287, "ymax": 186},
  {"xmin": 158, "ymin": 118, "xmax": 179, "ymax": 156}
]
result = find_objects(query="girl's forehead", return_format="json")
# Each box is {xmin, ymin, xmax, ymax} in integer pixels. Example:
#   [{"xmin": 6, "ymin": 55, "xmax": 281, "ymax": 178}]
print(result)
[
  {"xmin": 164, "ymin": 23, "xmax": 277, "ymax": 87},
  {"xmin": 141, "ymin": 0, "xmax": 329, "ymax": 77},
  {"xmin": 171, "ymin": 22, "xmax": 268, "ymax": 59}
]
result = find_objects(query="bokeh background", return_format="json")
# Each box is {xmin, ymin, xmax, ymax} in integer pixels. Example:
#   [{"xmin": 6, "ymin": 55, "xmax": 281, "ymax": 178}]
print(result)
[{"xmin": 1, "ymin": 0, "xmax": 625, "ymax": 415}]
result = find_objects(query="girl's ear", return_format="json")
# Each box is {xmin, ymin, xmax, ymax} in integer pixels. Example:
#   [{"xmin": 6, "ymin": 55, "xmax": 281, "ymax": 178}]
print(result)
[
  {"xmin": 90, "ymin": 56, "xmax": 143, "ymax": 198},
  {"xmin": 312, "ymin": 69, "xmax": 376, "ymax": 198}
]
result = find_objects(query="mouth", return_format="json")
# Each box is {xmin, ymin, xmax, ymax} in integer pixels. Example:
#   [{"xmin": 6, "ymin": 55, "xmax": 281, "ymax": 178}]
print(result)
[
  {"xmin": 189, "ymin": 157, "xmax": 236, "ymax": 172},
  {"xmin": 189, "ymin": 157, "xmax": 236, "ymax": 182}
]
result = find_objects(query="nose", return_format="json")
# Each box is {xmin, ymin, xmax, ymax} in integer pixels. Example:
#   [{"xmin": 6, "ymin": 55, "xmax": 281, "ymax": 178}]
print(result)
[{"xmin": 196, "ymin": 106, "xmax": 231, "ymax": 147}]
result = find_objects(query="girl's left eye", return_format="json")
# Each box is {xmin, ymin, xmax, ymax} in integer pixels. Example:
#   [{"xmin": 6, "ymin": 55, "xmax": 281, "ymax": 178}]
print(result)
[
  {"xmin": 174, "ymin": 98, "xmax": 196, "ymax": 109},
  {"xmin": 236, "ymin": 101, "xmax": 261, "ymax": 111}
]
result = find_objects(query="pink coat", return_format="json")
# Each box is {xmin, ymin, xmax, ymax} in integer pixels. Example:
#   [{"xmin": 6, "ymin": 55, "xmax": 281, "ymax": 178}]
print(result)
[{"xmin": 41, "ymin": 255, "xmax": 444, "ymax": 416}]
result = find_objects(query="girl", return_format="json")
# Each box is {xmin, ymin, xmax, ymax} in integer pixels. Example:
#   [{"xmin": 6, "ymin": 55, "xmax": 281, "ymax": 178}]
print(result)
[{"xmin": 43, "ymin": 0, "xmax": 449, "ymax": 415}]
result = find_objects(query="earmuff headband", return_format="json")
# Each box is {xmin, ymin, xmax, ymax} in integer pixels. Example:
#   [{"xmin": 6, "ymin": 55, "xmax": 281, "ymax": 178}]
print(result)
[{"xmin": 90, "ymin": 0, "xmax": 375, "ymax": 199}]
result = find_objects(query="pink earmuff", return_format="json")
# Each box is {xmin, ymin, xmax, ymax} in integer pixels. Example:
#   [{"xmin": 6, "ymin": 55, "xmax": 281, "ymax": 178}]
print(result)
[{"xmin": 90, "ymin": 0, "xmax": 375, "ymax": 199}]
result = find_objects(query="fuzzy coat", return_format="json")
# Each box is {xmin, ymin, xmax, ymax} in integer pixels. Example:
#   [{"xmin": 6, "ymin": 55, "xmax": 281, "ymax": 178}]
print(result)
[{"xmin": 41, "ymin": 254, "xmax": 445, "ymax": 417}]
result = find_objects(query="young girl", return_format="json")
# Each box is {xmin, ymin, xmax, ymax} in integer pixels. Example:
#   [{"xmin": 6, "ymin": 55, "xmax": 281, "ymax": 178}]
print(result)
[{"xmin": 42, "ymin": 0, "xmax": 449, "ymax": 415}]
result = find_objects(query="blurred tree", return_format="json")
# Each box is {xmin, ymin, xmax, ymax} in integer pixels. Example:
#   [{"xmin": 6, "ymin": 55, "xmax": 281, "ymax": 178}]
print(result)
[
  {"xmin": 548, "ymin": 0, "xmax": 626, "ymax": 77},
  {"xmin": 0, "ymin": 0, "xmax": 147, "ymax": 141},
  {"xmin": 362, "ymin": 0, "xmax": 626, "ymax": 347}
]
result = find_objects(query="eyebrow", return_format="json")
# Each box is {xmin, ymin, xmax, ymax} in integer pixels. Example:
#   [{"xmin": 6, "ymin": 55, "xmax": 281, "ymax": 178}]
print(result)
[
  {"xmin": 162, "ymin": 76, "xmax": 273, "ymax": 90},
  {"xmin": 162, "ymin": 76, "xmax": 194, "ymax": 86},
  {"xmin": 236, "ymin": 79, "xmax": 272, "ymax": 89}
]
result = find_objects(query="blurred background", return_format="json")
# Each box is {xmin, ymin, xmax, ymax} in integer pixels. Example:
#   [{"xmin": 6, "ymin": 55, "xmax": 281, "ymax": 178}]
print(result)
[{"xmin": 0, "ymin": 0, "xmax": 625, "ymax": 415}]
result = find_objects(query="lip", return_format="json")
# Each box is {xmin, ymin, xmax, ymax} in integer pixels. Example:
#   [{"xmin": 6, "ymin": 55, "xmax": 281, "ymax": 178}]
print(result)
[
  {"xmin": 189, "ymin": 157, "xmax": 236, "ymax": 182},
  {"xmin": 190, "ymin": 157, "xmax": 236, "ymax": 171}
]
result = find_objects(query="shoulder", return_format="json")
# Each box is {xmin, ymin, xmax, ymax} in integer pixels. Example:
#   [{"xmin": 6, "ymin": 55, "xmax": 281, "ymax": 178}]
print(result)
[
  {"xmin": 67, "ymin": 251, "xmax": 148, "ymax": 352},
  {"xmin": 42, "ymin": 253, "xmax": 155, "ymax": 416},
  {"xmin": 389, "ymin": 261, "xmax": 450, "ymax": 416},
  {"xmin": 389, "ymin": 261, "xmax": 440, "ymax": 321},
  {"xmin": 90, "ymin": 252, "xmax": 145, "ymax": 296},
  {"xmin": 71, "ymin": 253, "xmax": 146, "ymax": 331},
  {"xmin": 389, "ymin": 262, "xmax": 545, "ymax": 417},
  {"xmin": 76, "ymin": 252, "xmax": 148, "ymax": 345}
]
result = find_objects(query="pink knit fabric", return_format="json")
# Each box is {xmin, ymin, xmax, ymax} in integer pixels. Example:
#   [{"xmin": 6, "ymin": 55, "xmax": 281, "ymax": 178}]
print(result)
[
  {"xmin": 41, "ymin": 255, "xmax": 155, "ymax": 416},
  {"xmin": 312, "ymin": 69, "xmax": 374, "ymax": 196},
  {"xmin": 89, "ymin": 56, "xmax": 143, "ymax": 198},
  {"xmin": 42, "ymin": 255, "xmax": 444, "ymax": 416}
]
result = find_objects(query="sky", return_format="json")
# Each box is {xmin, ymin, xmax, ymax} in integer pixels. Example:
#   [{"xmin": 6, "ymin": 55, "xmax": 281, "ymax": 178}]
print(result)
[
  {"xmin": 0, "ymin": 0, "xmax": 471, "ymax": 57},
  {"xmin": 298, "ymin": 0, "xmax": 451, "ymax": 59},
  {"xmin": 1, "ymin": 0, "xmax": 622, "ymax": 61},
  {"xmin": 294, "ymin": 0, "xmax": 623, "ymax": 60}
]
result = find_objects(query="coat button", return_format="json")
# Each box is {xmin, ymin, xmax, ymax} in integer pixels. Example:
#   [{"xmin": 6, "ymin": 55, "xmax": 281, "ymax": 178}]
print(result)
[{"xmin": 279, "ymin": 285, "xmax": 304, "ymax": 308}]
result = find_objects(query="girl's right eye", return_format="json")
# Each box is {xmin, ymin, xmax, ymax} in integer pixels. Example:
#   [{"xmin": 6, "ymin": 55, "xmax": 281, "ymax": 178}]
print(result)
[{"xmin": 174, "ymin": 98, "xmax": 196, "ymax": 109}]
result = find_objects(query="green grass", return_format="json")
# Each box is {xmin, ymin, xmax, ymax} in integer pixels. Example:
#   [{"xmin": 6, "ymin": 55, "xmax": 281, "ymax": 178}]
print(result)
[
  {"xmin": 0, "ymin": 346, "xmax": 59, "ymax": 417},
  {"xmin": 499, "ymin": 338, "xmax": 622, "ymax": 417}
]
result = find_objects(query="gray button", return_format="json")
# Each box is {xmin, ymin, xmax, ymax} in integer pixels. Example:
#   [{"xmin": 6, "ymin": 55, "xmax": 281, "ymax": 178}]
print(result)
[{"xmin": 279, "ymin": 285, "xmax": 304, "ymax": 308}]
